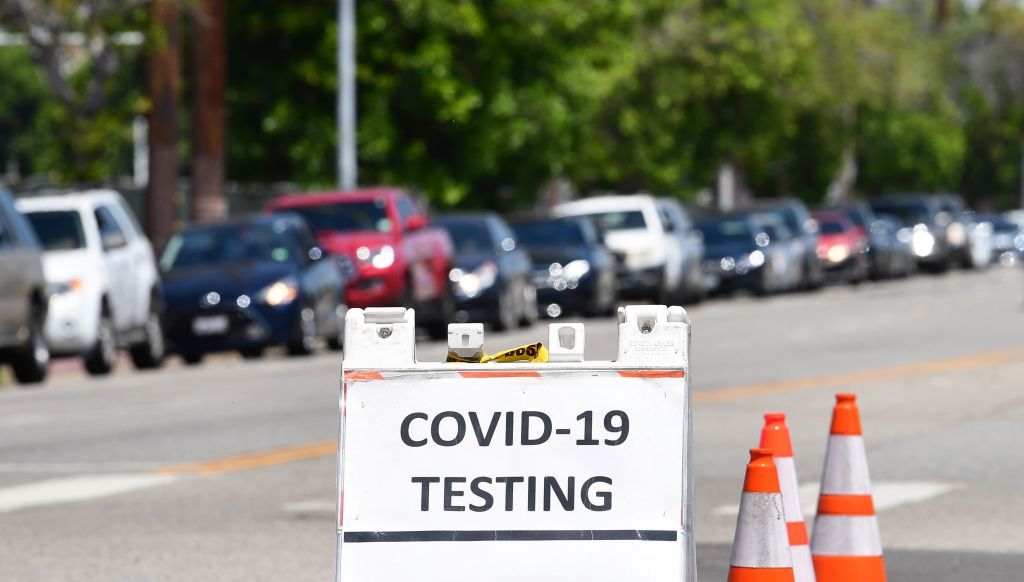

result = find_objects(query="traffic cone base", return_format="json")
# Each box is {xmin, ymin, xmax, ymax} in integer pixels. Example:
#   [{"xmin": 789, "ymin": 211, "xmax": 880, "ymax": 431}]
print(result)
[
  {"xmin": 729, "ymin": 567, "xmax": 798, "ymax": 582},
  {"xmin": 812, "ymin": 556, "xmax": 886, "ymax": 582}
]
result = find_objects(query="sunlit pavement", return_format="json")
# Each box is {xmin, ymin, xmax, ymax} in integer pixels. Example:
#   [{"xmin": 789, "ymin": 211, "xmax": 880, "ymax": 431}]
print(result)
[{"xmin": 0, "ymin": 267, "xmax": 1022, "ymax": 580}]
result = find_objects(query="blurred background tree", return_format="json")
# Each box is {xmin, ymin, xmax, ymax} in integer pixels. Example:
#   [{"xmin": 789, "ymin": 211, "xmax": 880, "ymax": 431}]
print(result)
[{"xmin": 2, "ymin": 0, "xmax": 1024, "ymax": 210}]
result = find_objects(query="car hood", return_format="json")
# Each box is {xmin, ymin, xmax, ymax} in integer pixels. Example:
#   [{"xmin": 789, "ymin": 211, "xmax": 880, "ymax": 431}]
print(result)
[
  {"xmin": 314, "ymin": 231, "xmax": 394, "ymax": 256},
  {"xmin": 703, "ymin": 242, "xmax": 756, "ymax": 260},
  {"xmin": 523, "ymin": 245, "xmax": 588, "ymax": 268},
  {"xmin": 41, "ymin": 249, "xmax": 96, "ymax": 284},
  {"xmin": 162, "ymin": 262, "xmax": 297, "ymax": 306},
  {"xmin": 454, "ymin": 251, "xmax": 497, "ymax": 272}
]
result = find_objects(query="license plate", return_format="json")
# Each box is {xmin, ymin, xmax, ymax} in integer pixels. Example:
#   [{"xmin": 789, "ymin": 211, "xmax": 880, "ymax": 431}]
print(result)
[{"xmin": 192, "ymin": 315, "xmax": 229, "ymax": 336}]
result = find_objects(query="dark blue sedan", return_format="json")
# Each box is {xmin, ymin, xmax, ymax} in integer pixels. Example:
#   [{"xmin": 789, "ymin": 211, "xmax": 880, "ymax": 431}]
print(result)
[
  {"xmin": 159, "ymin": 215, "xmax": 349, "ymax": 364},
  {"xmin": 509, "ymin": 216, "xmax": 618, "ymax": 317}
]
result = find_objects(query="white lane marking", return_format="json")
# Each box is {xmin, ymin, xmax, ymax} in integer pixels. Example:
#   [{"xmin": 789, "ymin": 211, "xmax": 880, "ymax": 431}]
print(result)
[
  {"xmin": 0, "ymin": 462, "xmax": 166, "ymax": 474},
  {"xmin": 282, "ymin": 499, "xmax": 336, "ymax": 514},
  {"xmin": 0, "ymin": 474, "xmax": 178, "ymax": 513},
  {"xmin": 713, "ymin": 481, "xmax": 963, "ymax": 517}
]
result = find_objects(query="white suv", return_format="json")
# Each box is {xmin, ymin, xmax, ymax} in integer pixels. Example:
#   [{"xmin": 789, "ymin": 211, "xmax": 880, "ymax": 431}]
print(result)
[
  {"xmin": 553, "ymin": 194, "xmax": 682, "ymax": 302},
  {"xmin": 17, "ymin": 190, "xmax": 165, "ymax": 375}
]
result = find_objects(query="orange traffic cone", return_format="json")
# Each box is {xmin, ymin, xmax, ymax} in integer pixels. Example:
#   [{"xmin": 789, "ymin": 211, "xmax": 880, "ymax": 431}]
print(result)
[
  {"xmin": 811, "ymin": 394, "xmax": 886, "ymax": 582},
  {"xmin": 728, "ymin": 448, "xmax": 795, "ymax": 582},
  {"xmin": 761, "ymin": 413, "xmax": 816, "ymax": 582}
]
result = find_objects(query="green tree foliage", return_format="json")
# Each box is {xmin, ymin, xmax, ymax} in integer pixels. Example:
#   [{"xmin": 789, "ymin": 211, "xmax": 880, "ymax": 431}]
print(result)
[{"xmin": 4, "ymin": 0, "xmax": 1024, "ymax": 209}]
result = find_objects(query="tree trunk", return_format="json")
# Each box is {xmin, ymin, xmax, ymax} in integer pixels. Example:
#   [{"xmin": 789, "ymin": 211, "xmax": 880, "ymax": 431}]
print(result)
[
  {"xmin": 146, "ymin": 0, "xmax": 182, "ymax": 252},
  {"xmin": 192, "ymin": 0, "xmax": 227, "ymax": 222}
]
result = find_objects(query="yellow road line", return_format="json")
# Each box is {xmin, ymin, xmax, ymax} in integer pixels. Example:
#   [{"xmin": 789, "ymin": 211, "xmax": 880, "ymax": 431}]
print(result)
[
  {"xmin": 156, "ymin": 346, "xmax": 1024, "ymax": 476},
  {"xmin": 694, "ymin": 346, "xmax": 1024, "ymax": 404},
  {"xmin": 156, "ymin": 440, "xmax": 336, "ymax": 475}
]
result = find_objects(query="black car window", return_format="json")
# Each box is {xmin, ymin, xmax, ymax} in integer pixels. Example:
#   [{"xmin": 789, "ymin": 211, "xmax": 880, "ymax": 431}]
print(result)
[
  {"xmin": 395, "ymin": 195, "xmax": 419, "ymax": 224},
  {"xmin": 95, "ymin": 206, "xmax": 128, "ymax": 250},
  {"xmin": 25, "ymin": 210, "xmax": 87, "ymax": 251},
  {"xmin": 871, "ymin": 203, "xmax": 931, "ymax": 227},
  {"xmin": 580, "ymin": 211, "xmax": 646, "ymax": 232},
  {"xmin": 819, "ymin": 220, "xmax": 845, "ymax": 234},
  {"xmin": 161, "ymin": 222, "xmax": 297, "ymax": 271},
  {"xmin": 288, "ymin": 200, "xmax": 392, "ymax": 234},
  {"xmin": 512, "ymin": 220, "xmax": 586, "ymax": 246},
  {"xmin": 439, "ymin": 222, "xmax": 494, "ymax": 254},
  {"xmin": 696, "ymin": 219, "xmax": 754, "ymax": 244}
]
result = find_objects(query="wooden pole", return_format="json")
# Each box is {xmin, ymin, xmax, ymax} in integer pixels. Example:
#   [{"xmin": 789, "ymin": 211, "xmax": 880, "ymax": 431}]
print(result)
[{"xmin": 192, "ymin": 0, "xmax": 227, "ymax": 221}]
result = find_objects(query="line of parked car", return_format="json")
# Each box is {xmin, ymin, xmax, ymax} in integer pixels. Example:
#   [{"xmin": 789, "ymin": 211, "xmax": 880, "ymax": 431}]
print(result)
[{"xmin": 2, "ymin": 185, "xmax": 1022, "ymax": 386}]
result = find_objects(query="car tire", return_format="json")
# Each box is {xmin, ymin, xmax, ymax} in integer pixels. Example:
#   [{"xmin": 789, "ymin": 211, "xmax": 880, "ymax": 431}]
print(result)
[
  {"xmin": 326, "ymin": 305, "xmax": 345, "ymax": 351},
  {"xmin": 11, "ymin": 304, "xmax": 49, "ymax": 385},
  {"xmin": 286, "ymin": 306, "xmax": 317, "ymax": 356},
  {"xmin": 84, "ymin": 312, "xmax": 117, "ymax": 376},
  {"xmin": 239, "ymin": 347, "xmax": 265, "ymax": 360},
  {"xmin": 129, "ymin": 310, "xmax": 166, "ymax": 370},
  {"xmin": 181, "ymin": 352, "xmax": 203, "ymax": 366},
  {"xmin": 493, "ymin": 286, "xmax": 517, "ymax": 331},
  {"xmin": 426, "ymin": 284, "xmax": 456, "ymax": 341}
]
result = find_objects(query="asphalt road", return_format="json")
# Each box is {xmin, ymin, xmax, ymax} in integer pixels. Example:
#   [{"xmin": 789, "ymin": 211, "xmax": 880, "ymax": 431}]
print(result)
[{"xmin": 1, "ymin": 267, "xmax": 1022, "ymax": 581}]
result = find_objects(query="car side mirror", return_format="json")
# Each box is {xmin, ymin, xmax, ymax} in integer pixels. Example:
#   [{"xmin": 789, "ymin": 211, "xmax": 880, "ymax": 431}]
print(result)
[
  {"xmin": 405, "ymin": 215, "xmax": 427, "ymax": 232},
  {"xmin": 102, "ymin": 232, "xmax": 127, "ymax": 251}
]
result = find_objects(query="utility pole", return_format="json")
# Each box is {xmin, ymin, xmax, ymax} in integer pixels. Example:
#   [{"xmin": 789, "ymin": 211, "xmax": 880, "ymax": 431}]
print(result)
[
  {"xmin": 337, "ymin": 0, "xmax": 357, "ymax": 190},
  {"xmin": 192, "ymin": 0, "xmax": 227, "ymax": 221},
  {"xmin": 147, "ymin": 0, "xmax": 181, "ymax": 251}
]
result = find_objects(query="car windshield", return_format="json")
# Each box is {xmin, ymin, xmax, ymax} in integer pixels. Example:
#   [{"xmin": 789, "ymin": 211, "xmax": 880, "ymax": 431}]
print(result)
[
  {"xmin": 697, "ymin": 219, "xmax": 753, "ymax": 245},
  {"xmin": 771, "ymin": 207, "xmax": 803, "ymax": 234},
  {"xmin": 818, "ymin": 220, "xmax": 846, "ymax": 234},
  {"xmin": 24, "ymin": 210, "xmax": 86, "ymax": 251},
  {"xmin": 578, "ymin": 210, "xmax": 646, "ymax": 232},
  {"xmin": 286, "ymin": 199, "xmax": 392, "ymax": 234},
  {"xmin": 843, "ymin": 209, "xmax": 867, "ymax": 227},
  {"xmin": 439, "ymin": 222, "xmax": 493, "ymax": 254},
  {"xmin": 161, "ymin": 222, "xmax": 295, "ymax": 271},
  {"xmin": 512, "ymin": 220, "xmax": 585, "ymax": 246},
  {"xmin": 871, "ymin": 202, "xmax": 932, "ymax": 226}
]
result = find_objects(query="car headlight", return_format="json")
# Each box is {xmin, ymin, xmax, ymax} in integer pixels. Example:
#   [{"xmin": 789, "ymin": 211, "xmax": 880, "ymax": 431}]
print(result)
[
  {"xmin": 561, "ymin": 259, "xmax": 591, "ymax": 282},
  {"xmin": 258, "ymin": 277, "xmax": 299, "ymax": 306},
  {"xmin": 947, "ymin": 223, "xmax": 966, "ymax": 246},
  {"xmin": 451, "ymin": 260, "xmax": 498, "ymax": 298},
  {"xmin": 746, "ymin": 250, "xmax": 765, "ymax": 268},
  {"xmin": 827, "ymin": 244, "xmax": 850, "ymax": 263},
  {"xmin": 355, "ymin": 245, "xmax": 395, "ymax": 269},
  {"xmin": 49, "ymin": 278, "xmax": 83, "ymax": 296},
  {"xmin": 911, "ymin": 227, "xmax": 936, "ymax": 257}
]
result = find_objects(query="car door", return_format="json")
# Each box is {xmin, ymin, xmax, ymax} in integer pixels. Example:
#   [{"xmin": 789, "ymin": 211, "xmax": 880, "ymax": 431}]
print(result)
[
  {"xmin": 394, "ymin": 193, "xmax": 435, "ymax": 301},
  {"xmin": 93, "ymin": 204, "xmax": 135, "ymax": 333},
  {"xmin": 294, "ymin": 221, "xmax": 339, "ymax": 331},
  {"xmin": 0, "ymin": 209, "xmax": 33, "ymax": 343}
]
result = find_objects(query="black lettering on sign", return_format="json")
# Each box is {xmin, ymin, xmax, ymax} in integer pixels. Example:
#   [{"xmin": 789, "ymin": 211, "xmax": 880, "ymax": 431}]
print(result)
[
  {"xmin": 544, "ymin": 476, "xmax": 574, "ymax": 511},
  {"xmin": 495, "ymin": 476, "xmax": 523, "ymax": 511},
  {"xmin": 581, "ymin": 476, "xmax": 613, "ymax": 511},
  {"xmin": 400, "ymin": 413, "xmax": 427, "ymax": 447},
  {"xmin": 469, "ymin": 412, "xmax": 501, "ymax": 446},
  {"xmin": 521, "ymin": 411, "xmax": 552, "ymax": 445},
  {"xmin": 430, "ymin": 411, "xmax": 466, "ymax": 446},
  {"xmin": 443, "ymin": 477, "xmax": 467, "ymax": 511},
  {"xmin": 469, "ymin": 477, "xmax": 494, "ymax": 512},
  {"xmin": 411, "ymin": 476, "xmax": 439, "ymax": 511}
]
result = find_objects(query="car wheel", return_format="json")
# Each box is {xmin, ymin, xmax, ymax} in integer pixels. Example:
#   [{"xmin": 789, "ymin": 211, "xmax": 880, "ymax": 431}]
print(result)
[
  {"xmin": 11, "ymin": 305, "xmax": 49, "ymax": 385},
  {"xmin": 518, "ymin": 284, "xmax": 538, "ymax": 327},
  {"xmin": 129, "ymin": 310, "xmax": 166, "ymax": 370},
  {"xmin": 239, "ymin": 347, "xmax": 265, "ymax": 360},
  {"xmin": 493, "ymin": 286, "xmax": 517, "ymax": 331},
  {"xmin": 84, "ymin": 312, "xmax": 117, "ymax": 376},
  {"xmin": 326, "ymin": 305, "xmax": 345, "ymax": 351},
  {"xmin": 181, "ymin": 352, "xmax": 203, "ymax": 366},
  {"xmin": 287, "ymin": 306, "xmax": 317, "ymax": 356}
]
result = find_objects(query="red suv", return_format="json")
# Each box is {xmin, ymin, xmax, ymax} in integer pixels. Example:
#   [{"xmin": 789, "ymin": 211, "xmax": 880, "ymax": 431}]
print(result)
[{"xmin": 266, "ymin": 189, "xmax": 455, "ymax": 337}]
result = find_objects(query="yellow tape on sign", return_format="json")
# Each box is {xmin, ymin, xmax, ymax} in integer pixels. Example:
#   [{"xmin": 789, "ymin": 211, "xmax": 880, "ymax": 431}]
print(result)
[{"xmin": 446, "ymin": 342, "xmax": 549, "ymax": 364}]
